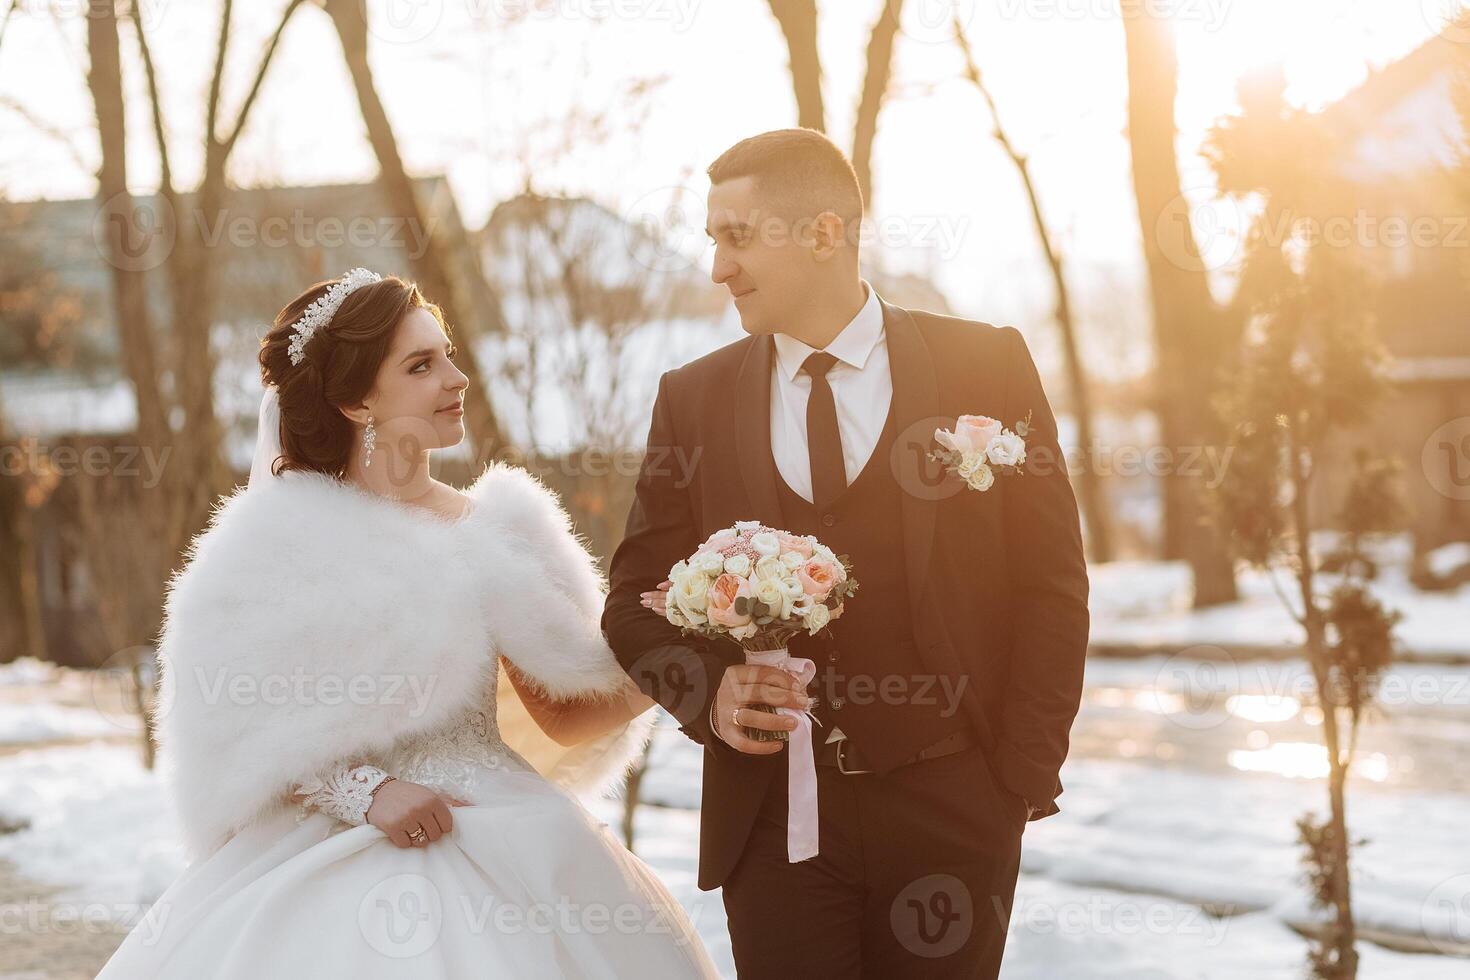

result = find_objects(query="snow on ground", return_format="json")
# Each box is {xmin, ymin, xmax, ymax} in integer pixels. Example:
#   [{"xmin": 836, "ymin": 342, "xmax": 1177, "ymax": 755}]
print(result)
[
  {"xmin": 1088, "ymin": 550, "xmax": 1470, "ymax": 660},
  {"xmin": 3, "ymin": 722, "xmax": 1467, "ymax": 977}
]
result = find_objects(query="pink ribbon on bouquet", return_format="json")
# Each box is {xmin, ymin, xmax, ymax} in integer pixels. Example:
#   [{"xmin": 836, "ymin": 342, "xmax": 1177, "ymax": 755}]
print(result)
[{"xmin": 744, "ymin": 648, "xmax": 821, "ymax": 862}]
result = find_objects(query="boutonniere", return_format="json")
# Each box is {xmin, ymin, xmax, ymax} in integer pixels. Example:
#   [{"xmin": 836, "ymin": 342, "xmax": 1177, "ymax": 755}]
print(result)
[{"xmin": 929, "ymin": 412, "xmax": 1033, "ymax": 492}]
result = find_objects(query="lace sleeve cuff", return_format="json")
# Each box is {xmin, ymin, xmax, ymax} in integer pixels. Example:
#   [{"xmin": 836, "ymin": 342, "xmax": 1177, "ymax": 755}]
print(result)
[{"xmin": 293, "ymin": 764, "xmax": 393, "ymax": 825}]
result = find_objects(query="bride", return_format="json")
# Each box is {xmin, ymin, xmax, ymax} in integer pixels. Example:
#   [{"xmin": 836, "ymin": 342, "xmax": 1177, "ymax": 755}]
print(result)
[{"xmin": 96, "ymin": 269, "xmax": 719, "ymax": 978}]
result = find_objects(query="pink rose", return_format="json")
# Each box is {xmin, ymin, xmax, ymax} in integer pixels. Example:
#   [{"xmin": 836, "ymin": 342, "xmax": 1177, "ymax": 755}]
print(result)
[
  {"xmin": 778, "ymin": 532, "xmax": 815, "ymax": 560},
  {"xmin": 706, "ymin": 573, "xmax": 754, "ymax": 629},
  {"xmin": 697, "ymin": 527, "xmax": 737, "ymax": 555},
  {"xmin": 797, "ymin": 559, "xmax": 838, "ymax": 599},
  {"xmin": 935, "ymin": 414, "xmax": 1002, "ymax": 454}
]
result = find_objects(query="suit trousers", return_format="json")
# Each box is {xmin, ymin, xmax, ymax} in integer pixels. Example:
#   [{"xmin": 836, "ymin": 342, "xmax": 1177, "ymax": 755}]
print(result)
[{"xmin": 721, "ymin": 741, "xmax": 1027, "ymax": 978}]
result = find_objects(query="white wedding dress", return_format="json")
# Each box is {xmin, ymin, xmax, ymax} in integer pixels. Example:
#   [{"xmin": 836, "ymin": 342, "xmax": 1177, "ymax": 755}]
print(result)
[{"xmin": 96, "ymin": 656, "xmax": 719, "ymax": 978}]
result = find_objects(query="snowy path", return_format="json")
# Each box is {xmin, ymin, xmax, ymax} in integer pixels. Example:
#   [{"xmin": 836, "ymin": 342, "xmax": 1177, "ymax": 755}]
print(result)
[{"xmin": 1, "ymin": 652, "xmax": 1468, "ymax": 977}]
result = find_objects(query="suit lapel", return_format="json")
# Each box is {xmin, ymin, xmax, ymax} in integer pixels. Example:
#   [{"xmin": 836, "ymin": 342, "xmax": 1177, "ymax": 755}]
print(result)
[
  {"xmin": 733, "ymin": 333, "xmax": 785, "ymax": 528},
  {"xmin": 733, "ymin": 303, "xmax": 944, "ymax": 633},
  {"xmin": 882, "ymin": 299, "xmax": 944, "ymax": 629}
]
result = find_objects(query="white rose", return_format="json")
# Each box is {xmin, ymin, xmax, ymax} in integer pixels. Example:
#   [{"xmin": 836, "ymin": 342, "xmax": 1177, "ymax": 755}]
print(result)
[
  {"xmin": 753, "ymin": 578, "xmax": 784, "ymax": 618},
  {"xmin": 751, "ymin": 531, "xmax": 781, "ymax": 557},
  {"xmin": 777, "ymin": 575, "xmax": 804, "ymax": 618},
  {"xmin": 754, "ymin": 556, "xmax": 786, "ymax": 583},
  {"xmin": 670, "ymin": 569, "xmax": 712, "ymax": 625},
  {"xmin": 791, "ymin": 593, "xmax": 815, "ymax": 617},
  {"xmin": 723, "ymin": 553, "xmax": 752, "ymax": 577},
  {"xmin": 812, "ymin": 543, "xmax": 838, "ymax": 565},
  {"xmin": 694, "ymin": 551, "xmax": 724, "ymax": 576},
  {"xmin": 734, "ymin": 520, "xmax": 761, "ymax": 532},
  {"xmin": 986, "ymin": 431, "xmax": 1027, "ymax": 467},
  {"xmin": 779, "ymin": 551, "xmax": 805, "ymax": 570},
  {"xmin": 960, "ymin": 455, "xmax": 995, "ymax": 492},
  {"xmin": 804, "ymin": 602, "xmax": 831, "ymax": 634}
]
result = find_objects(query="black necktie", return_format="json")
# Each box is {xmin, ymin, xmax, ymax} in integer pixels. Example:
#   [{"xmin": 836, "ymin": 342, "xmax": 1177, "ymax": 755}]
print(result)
[{"xmin": 802, "ymin": 351, "xmax": 846, "ymax": 510}]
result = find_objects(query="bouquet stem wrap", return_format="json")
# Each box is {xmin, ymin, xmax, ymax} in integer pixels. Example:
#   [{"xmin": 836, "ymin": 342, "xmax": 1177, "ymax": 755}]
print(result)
[{"xmin": 745, "ymin": 646, "xmax": 820, "ymax": 863}]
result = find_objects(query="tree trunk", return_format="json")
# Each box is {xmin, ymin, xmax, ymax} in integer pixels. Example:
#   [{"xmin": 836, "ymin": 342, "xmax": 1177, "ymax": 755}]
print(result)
[
  {"xmin": 851, "ymin": 0, "xmax": 904, "ymax": 207},
  {"xmin": 1289, "ymin": 431, "xmax": 1358, "ymax": 977},
  {"xmin": 1121, "ymin": 2, "xmax": 1237, "ymax": 602},
  {"xmin": 954, "ymin": 19, "xmax": 1112, "ymax": 561},
  {"xmin": 323, "ymin": 0, "xmax": 507, "ymax": 463},
  {"xmin": 85, "ymin": 3, "xmax": 169, "ymax": 453},
  {"xmin": 766, "ymin": 0, "xmax": 825, "ymax": 132},
  {"xmin": 0, "ymin": 420, "xmax": 46, "ymax": 664}
]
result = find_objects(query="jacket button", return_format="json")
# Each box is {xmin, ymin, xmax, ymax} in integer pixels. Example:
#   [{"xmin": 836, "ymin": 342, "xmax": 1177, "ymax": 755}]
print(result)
[
  {"xmin": 821, "ymin": 513, "xmax": 836, "ymax": 527},
  {"xmin": 830, "ymin": 697, "xmax": 845, "ymax": 710}
]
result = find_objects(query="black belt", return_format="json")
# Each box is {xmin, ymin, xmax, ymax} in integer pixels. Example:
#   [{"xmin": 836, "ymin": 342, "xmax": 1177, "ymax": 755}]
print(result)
[{"xmin": 814, "ymin": 728, "xmax": 977, "ymax": 775}]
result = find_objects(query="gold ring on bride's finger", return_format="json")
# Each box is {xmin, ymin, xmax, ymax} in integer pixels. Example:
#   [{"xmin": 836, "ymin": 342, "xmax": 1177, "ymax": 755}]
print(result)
[
  {"xmin": 732, "ymin": 706, "xmax": 742, "ymax": 731},
  {"xmin": 408, "ymin": 827, "xmax": 427, "ymax": 843}
]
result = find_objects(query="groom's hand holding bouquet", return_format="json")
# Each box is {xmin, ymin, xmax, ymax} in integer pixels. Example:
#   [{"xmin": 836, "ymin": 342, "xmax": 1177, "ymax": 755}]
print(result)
[
  {"xmin": 643, "ymin": 520, "xmax": 857, "ymax": 863},
  {"xmin": 642, "ymin": 520, "xmax": 857, "ymax": 755}
]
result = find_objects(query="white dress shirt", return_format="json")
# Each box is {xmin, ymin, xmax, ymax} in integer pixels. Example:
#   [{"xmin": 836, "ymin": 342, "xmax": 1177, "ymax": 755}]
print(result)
[
  {"xmin": 772, "ymin": 280, "xmax": 889, "ymax": 746},
  {"xmin": 769, "ymin": 280, "xmax": 891, "ymax": 504}
]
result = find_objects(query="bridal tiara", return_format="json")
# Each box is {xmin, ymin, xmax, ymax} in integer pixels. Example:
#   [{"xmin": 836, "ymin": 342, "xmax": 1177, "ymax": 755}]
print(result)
[{"xmin": 286, "ymin": 267, "xmax": 383, "ymax": 366}]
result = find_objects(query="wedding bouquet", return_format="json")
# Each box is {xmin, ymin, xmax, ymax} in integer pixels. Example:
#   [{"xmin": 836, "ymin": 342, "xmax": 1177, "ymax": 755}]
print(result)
[
  {"xmin": 662, "ymin": 520, "xmax": 858, "ymax": 863},
  {"xmin": 663, "ymin": 520, "xmax": 858, "ymax": 655}
]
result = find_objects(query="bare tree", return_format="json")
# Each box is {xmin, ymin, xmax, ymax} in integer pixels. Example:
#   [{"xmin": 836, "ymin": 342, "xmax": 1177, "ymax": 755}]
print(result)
[
  {"xmin": 953, "ymin": 15, "xmax": 1112, "ymax": 562},
  {"xmin": 85, "ymin": 2, "xmax": 168, "ymax": 453},
  {"xmin": 763, "ymin": 0, "xmax": 908, "ymax": 210},
  {"xmin": 851, "ymin": 0, "xmax": 905, "ymax": 206},
  {"xmin": 765, "ymin": 0, "xmax": 825, "ymax": 132},
  {"xmin": 125, "ymin": 0, "xmax": 306, "ymax": 533},
  {"xmin": 322, "ymin": 0, "xmax": 508, "ymax": 464},
  {"xmin": 0, "ymin": 412, "xmax": 47, "ymax": 665},
  {"xmin": 1121, "ymin": 0, "xmax": 1239, "ymax": 604}
]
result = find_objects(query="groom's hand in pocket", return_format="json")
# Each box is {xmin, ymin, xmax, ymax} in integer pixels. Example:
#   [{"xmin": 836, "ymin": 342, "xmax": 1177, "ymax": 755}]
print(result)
[
  {"xmin": 367, "ymin": 779, "xmax": 460, "ymax": 848},
  {"xmin": 711, "ymin": 665, "xmax": 809, "ymax": 755}
]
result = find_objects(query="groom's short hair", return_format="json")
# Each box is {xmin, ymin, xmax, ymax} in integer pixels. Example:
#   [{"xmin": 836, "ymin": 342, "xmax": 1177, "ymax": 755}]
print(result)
[{"xmin": 707, "ymin": 128, "xmax": 864, "ymax": 238}]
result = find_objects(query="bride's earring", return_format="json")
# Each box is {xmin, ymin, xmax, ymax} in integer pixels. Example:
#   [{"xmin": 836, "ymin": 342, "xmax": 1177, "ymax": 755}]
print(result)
[{"xmin": 363, "ymin": 415, "xmax": 376, "ymax": 468}]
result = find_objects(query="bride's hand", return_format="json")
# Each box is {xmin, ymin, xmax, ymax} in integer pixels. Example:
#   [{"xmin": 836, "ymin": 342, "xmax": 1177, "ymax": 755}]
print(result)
[
  {"xmin": 366, "ymin": 779, "xmax": 464, "ymax": 847},
  {"xmin": 640, "ymin": 579, "xmax": 672, "ymax": 617}
]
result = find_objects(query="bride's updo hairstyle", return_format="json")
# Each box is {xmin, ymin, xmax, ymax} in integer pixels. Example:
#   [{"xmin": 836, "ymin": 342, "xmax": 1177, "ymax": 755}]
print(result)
[{"xmin": 259, "ymin": 273, "xmax": 450, "ymax": 478}]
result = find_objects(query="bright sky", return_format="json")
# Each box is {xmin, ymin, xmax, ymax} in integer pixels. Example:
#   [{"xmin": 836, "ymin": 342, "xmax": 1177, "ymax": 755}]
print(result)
[{"xmin": 0, "ymin": 0, "xmax": 1456, "ymax": 379}]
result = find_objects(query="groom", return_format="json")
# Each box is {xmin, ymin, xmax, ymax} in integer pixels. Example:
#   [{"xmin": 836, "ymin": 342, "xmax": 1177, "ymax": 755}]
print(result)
[{"xmin": 602, "ymin": 128, "xmax": 1089, "ymax": 977}]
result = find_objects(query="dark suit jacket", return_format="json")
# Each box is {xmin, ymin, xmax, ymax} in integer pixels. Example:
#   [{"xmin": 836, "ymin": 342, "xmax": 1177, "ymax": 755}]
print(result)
[{"xmin": 601, "ymin": 299, "xmax": 1090, "ymax": 891}]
